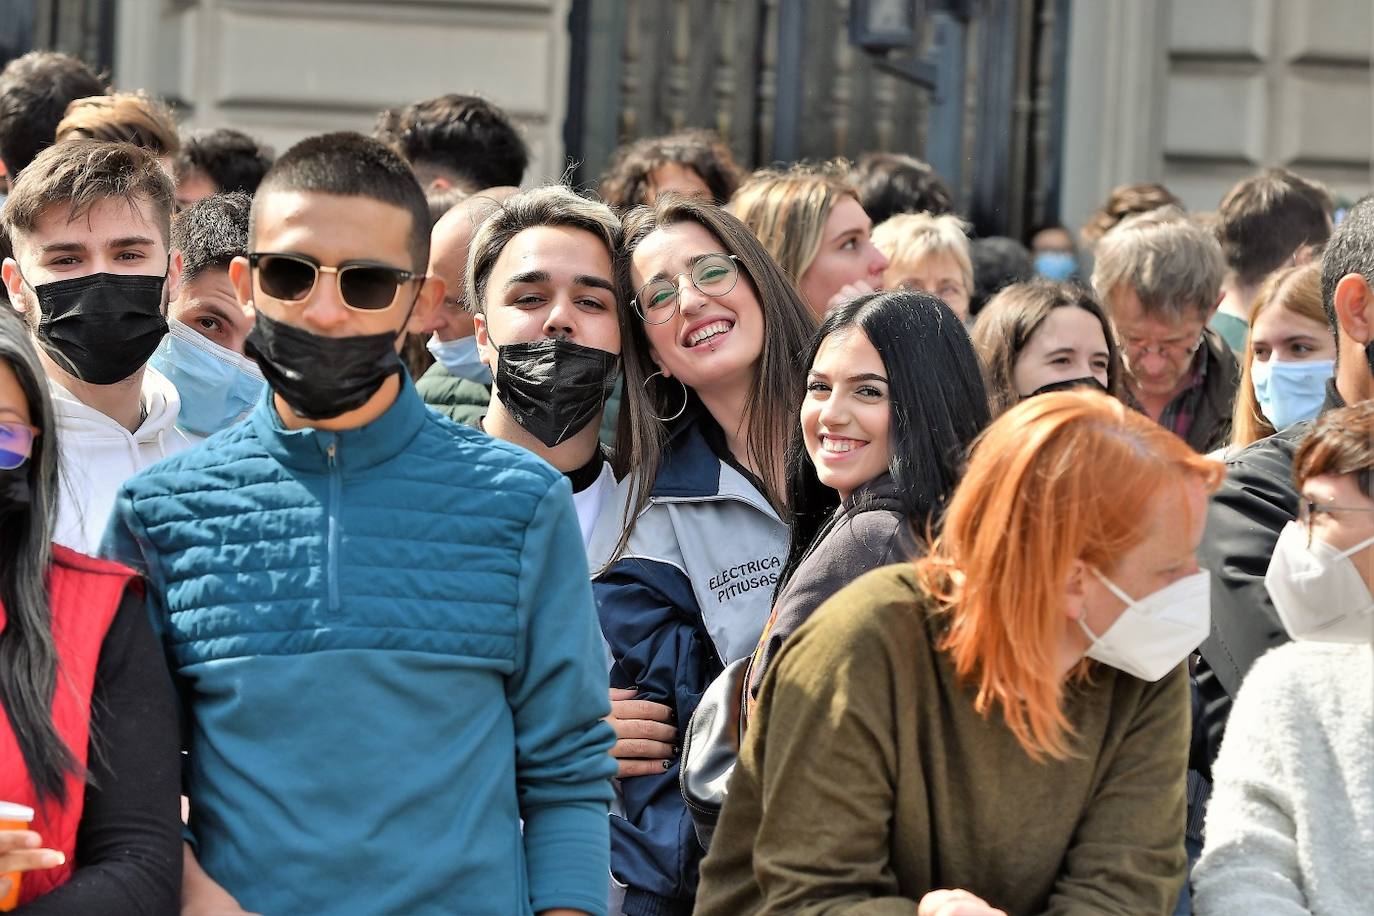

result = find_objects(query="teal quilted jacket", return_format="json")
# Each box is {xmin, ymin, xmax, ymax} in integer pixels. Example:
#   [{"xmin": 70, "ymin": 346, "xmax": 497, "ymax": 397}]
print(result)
[{"xmin": 101, "ymin": 375, "xmax": 617, "ymax": 916}]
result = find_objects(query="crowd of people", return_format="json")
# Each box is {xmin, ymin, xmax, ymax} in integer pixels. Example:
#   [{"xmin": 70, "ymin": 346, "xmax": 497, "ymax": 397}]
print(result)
[{"xmin": 0, "ymin": 47, "xmax": 1369, "ymax": 916}]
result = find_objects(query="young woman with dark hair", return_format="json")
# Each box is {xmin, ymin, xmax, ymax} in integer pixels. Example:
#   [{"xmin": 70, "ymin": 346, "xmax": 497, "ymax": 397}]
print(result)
[
  {"xmin": 0, "ymin": 308, "xmax": 180, "ymax": 913},
  {"xmin": 698, "ymin": 390, "xmax": 1222, "ymax": 915},
  {"xmin": 587, "ymin": 194, "xmax": 815, "ymax": 915},
  {"xmin": 747, "ymin": 290, "xmax": 990, "ymax": 701},
  {"xmin": 972, "ymin": 279, "xmax": 1128, "ymax": 416}
]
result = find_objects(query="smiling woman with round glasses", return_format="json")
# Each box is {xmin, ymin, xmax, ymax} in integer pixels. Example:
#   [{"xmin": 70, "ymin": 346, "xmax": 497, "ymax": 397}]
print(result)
[
  {"xmin": 587, "ymin": 194, "xmax": 815, "ymax": 914},
  {"xmin": 0, "ymin": 308, "xmax": 180, "ymax": 912}
]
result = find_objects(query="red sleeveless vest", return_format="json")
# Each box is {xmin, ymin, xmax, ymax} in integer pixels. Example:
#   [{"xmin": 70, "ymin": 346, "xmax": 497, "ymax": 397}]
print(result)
[{"xmin": 0, "ymin": 544, "xmax": 138, "ymax": 905}]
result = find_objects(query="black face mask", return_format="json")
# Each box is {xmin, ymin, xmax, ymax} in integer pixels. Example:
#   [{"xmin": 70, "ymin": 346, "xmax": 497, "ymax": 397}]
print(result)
[
  {"xmin": 1024, "ymin": 376, "xmax": 1108, "ymax": 399},
  {"xmin": 243, "ymin": 310, "xmax": 405, "ymax": 421},
  {"xmin": 32, "ymin": 272, "xmax": 169, "ymax": 385},
  {"xmin": 493, "ymin": 338, "xmax": 619, "ymax": 448},
  {"xmin": 0, "ymin": 467, "xmax": 31, "ymax": 516}
]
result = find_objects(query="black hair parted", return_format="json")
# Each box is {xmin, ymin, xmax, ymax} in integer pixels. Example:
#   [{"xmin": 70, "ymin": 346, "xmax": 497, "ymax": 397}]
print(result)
[
  {"xmin": 175, "ymin": 128, "xmax": 274, "ymax": 196},
  {"xmin": 787, "ymin": 289, "xmax": 991, "ymax": 534},
  {"xmin": 172, "ymin": 191, "xmax": 251, "ymax": 283},
  {"xmin": 252, "ymin": 131, "xmax": 431, "ymax": 269}
]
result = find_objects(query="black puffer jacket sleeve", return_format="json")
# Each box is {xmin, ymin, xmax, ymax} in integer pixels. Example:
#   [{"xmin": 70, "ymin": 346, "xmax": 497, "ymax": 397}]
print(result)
[{"xmin": 1194, "ymin": 420, "xmax": 1310, "ymax": 770}]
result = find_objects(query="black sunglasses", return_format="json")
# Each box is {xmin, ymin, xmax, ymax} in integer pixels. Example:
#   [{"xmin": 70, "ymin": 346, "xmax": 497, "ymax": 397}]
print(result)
[{"xmin": 249, "ymin": 252, "xmax": 418, "ymax": 312}]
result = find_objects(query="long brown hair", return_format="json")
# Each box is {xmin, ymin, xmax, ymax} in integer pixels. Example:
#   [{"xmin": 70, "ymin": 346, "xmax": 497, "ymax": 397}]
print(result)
[
  {"xmin": 609, "ymin": 195, "xmax": 815, "ymax": 563},
  {"xmin": 971, "ymin": 279, "xmax": 1126, "ymax": 416},
  {"xmin": 916, "ymin": 390, "xmax": 1223, "ymax": 760},
  {"xmin": 1231, "ymin": 263, "xmax": 1327, "ymax": 448}
]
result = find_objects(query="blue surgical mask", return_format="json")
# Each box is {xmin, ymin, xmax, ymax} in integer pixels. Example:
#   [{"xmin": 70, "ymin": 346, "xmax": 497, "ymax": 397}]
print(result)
[
  {"xmin": 1251, "ymin": 357, "xmax": 1333, "ymax": 431},
  {"xmin": 1034, "ymin": 251, "xmax": 1077, "ymax": 281},
  {"xmin": 150, "ymin": 318, "xmax": 266, "ymax": 436},
  {"xmin": 427, "ymin": 334, "xmax": 492, "ymax": 385}
]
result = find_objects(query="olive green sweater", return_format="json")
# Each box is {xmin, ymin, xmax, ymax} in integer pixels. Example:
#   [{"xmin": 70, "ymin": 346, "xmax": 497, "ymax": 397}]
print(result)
[{"xmin": 695, "ymin": 564, "xmax": 1188, "ymax": 916}]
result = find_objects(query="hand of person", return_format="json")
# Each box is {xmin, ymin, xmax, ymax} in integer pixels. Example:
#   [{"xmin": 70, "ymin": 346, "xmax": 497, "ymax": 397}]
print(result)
[
  {"xmin": 916, "ymin": 888, "xmax": 1008, "ymax": 916},
  {"xmin": 0, "ymin": 829, "xmax": 64, "ymax": 876},
  {"xmin": 827, "ymin": 279, "xmax": 880, "ymax": 312},
  {"xmin": 606, "ymin": 687, "xmax": 677, "ymax": 778},
  {"xmin": 180, "ymin": 843, "xmax": 261, "ymax": 916}
]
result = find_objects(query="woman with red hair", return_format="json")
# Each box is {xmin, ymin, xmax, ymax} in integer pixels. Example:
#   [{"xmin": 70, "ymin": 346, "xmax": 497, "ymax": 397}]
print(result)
[{"xmin": 696, "ymin": 389, "xmax": 1222, "ymax": 916}]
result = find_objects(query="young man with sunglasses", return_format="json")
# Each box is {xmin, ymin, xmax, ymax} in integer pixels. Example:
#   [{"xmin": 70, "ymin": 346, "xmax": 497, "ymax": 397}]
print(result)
[
  {"xmin": 101, "ymin": 133, "xmax": 617, "ymax": 916},
  {"xmin": 1, "ymin": 138, "xmax": 196, "ymax": 553}
]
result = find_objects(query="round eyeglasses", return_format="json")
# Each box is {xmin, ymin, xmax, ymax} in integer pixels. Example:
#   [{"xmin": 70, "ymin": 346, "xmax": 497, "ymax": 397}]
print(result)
[
  {"xmin": 1121, "ymin": 333, "xmax": 1205, "ymax": 362},
  {"xmin": 633, "ymin": 254, "xmax": 742, "ymax": 325},
  {"xmin": 0, "ymin": 421, "xmax": 39, "ymax": 470}
]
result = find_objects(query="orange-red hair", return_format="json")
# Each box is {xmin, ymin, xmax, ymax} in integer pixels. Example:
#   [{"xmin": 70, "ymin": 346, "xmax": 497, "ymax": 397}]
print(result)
[{"xmin": 916, "ymin": 389, "xmax": 1223, "ymax": 760}]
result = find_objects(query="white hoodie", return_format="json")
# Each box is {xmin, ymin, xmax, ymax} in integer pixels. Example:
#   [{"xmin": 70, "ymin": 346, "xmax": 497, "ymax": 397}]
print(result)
[{"xmin": 51, "ymin": 367, "xmax": 198, "ymax": 553}]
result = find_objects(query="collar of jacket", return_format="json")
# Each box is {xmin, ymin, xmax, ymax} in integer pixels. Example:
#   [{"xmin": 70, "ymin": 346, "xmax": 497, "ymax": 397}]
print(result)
[
  {"xmin": 840, "ymin": 472, "xmax": 904, "ymax": 513},
  {"xmin": 649, "ymin": 398, "xmax": 723, "ymax": 499},
  {"xmin": 1320, "ymin": 376, "xmax": 1347, "ymax": 414},
  {"xmin": 249, "ymin": 372, "xmax": 428, "ymax": 473}
]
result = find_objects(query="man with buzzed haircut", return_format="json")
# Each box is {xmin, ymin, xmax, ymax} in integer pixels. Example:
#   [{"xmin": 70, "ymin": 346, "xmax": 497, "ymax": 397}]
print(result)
[{"xmin": 102, "ymin": 133, "xmax": 616, "ymax": 916}]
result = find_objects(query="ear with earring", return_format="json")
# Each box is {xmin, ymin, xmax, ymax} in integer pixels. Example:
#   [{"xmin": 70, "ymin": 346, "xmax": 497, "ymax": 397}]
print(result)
[{"xmin": 644, "ymin": 369, "xmax": 688, "ymax": 423}]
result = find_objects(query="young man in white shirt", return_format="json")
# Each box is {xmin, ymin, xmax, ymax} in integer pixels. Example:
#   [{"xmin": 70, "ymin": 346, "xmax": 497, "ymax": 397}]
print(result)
[{"xmin": 1, "ymin": 139, "xmax": 193, "ymax": 551}]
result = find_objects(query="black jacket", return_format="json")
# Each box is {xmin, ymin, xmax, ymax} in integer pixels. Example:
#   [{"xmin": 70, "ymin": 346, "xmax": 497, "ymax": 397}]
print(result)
[
  {"xmin": 1185, "ymin": 327, "xmax": 1242, "ymax": 454},
  {"xmin": 1193, "ymin": 379, "xmax": 1346, "ymax": 772},
  {"xmin": 747, "ymin": 473, "xmax": 918, "ymax": 700}
]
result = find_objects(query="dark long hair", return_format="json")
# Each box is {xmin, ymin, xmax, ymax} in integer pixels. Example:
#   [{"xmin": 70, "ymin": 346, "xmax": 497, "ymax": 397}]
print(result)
[
  {"xmin": 609, "ymin": 195, "xmax": 815, "ymax": 563},
  {"xmin": 787, "ymin": 290, "xmax": 991, "ymax": 551},
  {"xmin": 0, "ymin": 306, "xmax": 72, "ymax": 801}
]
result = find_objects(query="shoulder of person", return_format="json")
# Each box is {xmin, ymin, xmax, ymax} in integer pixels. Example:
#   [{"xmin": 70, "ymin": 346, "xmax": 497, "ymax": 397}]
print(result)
[
  {"xmin": 50, "ymin": 542, "xmax": 140, "ymax": 581},
  {"xmin": 790, "ymin": 564, "xmax": 933, "ymax": 660},
  {"xmin": 416, "ymin": 361, "xmax": 490, "ymax": 405},
  {"xmin": 1241, "ymin": 641, "xmax": 1369, "ymax": 711},
  {"xmin": 418, "ymin": 408, "xmax": 564, "ymax": 494},
  {"xmin": 118, "ymin": 415, "xmax": 262, "ymax": 495},
  {"xmin": 1221, "ymin": 419, "xmax": 1309, "ymax": 484}
]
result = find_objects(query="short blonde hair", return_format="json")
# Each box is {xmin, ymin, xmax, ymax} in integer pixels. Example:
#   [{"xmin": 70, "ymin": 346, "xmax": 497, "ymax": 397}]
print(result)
[
  {"xmin": 871, "ymin": 211, "xmax": 973, "ymax": 293},
  {"xmin": 728, "ymin": 161, "xmax": 856, "ymax": 285},
  {"xmin": 55, "ymin": 92, "xmax": 179, "ymax": 157},
  {"xmin": 1090, "ymin": 207, "xmax": 1225, "ymax": 322}
]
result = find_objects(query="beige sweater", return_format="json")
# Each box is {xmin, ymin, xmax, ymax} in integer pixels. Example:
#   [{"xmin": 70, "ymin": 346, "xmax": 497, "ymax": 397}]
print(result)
[{"xmin": 695, "ymin": 564, "xmax": 1189, "ymax": 915}]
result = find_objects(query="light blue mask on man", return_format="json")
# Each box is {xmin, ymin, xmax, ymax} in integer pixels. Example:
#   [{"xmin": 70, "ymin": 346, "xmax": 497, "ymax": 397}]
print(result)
[
  {"xmin": 150, "ymin": 318, "xmax": 266, "ymax": 436},
  {"xmin": 427, "ymin": 334, "xmax": 493, "ymax": 385},
  {"xmin": 1251, "ymin": 357, "xmax": 1333, "ymax": 431},
  {"xmin": 1034, "ymin": 251, "xmax": 1078, "ymax": 281}
]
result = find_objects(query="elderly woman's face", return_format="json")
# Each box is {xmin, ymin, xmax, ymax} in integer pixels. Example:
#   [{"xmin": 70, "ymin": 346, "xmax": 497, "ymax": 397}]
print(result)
[{"xmin": 884, "ymin": 251, "xmax": 970, "ymax": 321}]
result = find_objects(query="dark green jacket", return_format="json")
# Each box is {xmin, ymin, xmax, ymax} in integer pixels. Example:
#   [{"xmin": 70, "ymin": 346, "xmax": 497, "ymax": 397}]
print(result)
[{"xmin": 416, "ymin": 362, "xmax": 491, "ymax": 429}]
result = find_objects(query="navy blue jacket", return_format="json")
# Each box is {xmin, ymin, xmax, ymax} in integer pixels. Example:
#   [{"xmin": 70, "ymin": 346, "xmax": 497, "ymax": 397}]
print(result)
[{"xmin": 587, "ymin": 411, "xmax": 790, "ymax": 916}]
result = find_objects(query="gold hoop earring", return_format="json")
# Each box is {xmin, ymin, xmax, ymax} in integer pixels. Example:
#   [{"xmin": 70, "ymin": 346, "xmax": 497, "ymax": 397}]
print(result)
[{"xmin": 644, "ymin": 370, "xmax": 688, "ymax": 423}]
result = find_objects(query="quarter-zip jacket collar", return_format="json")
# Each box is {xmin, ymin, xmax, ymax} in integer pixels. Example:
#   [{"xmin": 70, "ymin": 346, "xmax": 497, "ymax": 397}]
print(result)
[{"xmin": 251, "ymin": 373, "xmax": 428, "ymax": 473}]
